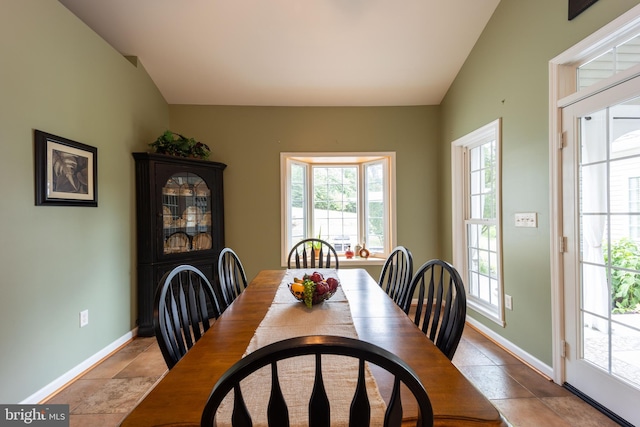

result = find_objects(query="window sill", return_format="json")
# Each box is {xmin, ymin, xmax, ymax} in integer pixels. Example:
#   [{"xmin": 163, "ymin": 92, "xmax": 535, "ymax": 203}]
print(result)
[
  {"xmin": 338, "ymin": 257, "xmax": 385, "ymax": 266},
  {"xmin": 281, "ymin": 257, "xmax": 385, "ymax": 268}
]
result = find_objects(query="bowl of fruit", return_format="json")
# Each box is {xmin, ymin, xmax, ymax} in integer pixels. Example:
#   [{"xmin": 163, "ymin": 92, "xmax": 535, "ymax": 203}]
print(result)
[{"xmin": 289, "ymin": 271, "xmax": 340, "ymax": 308}]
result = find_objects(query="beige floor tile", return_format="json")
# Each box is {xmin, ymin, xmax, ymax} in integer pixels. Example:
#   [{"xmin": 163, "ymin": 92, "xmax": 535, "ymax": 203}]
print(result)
[
  {"xmin": 501, "ymin": 364, "xmax": 572, "ymax": 398},
  {"xmin": 458, "ymin": 365, "xmax": 535, "ymax": 400},
  {"xmin": 72, "ymin": 377, "xmax": 159, "ymax": 414},
  {"xmin": 472, "ymin": 340, "xmax": 524, "ymax": 366},
  {"xmin": 462, "ymin": 326, "xmax": 492, "ymax": 344},
  {"xmin": 452, "ymin": 340, "xmax": 497, "ymax": 367},
  {"xmin": 69, "ymin": 413, "xmax": 125, "ymax": 427},
  {"xmin": 81, "ymin": 351, "xmax": 142, "ymax": 380},
  {"xmin": 114, "ymin": 342, "xmax": 167, "ymax": 379},
  {"xmin": 492, "ymin": 398, "xmax": 572, "ymax": 427},
  {"xmin": 540, "ymin": 396, "xmax": 623, "ymax": 427},
  {"xmin": 45, "ymin": 378, "xmax": 110, "ymax": 411},
  {"xmin": 115, "ymin": 337, "xmax": 157, "ymax": 355}
]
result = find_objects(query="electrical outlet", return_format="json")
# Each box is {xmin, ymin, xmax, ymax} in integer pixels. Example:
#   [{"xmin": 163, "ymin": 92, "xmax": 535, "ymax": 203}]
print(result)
[
  {"xmin": 515, "ymin": 212, "xmax": 537, "ymax": 228},
  {"xmin": 80, "ymin": 309, "xmax": 89, "ymax": 327},
  {"xmin": 505, "ymin": 295, "xmax": 513, "ymax": 310}
]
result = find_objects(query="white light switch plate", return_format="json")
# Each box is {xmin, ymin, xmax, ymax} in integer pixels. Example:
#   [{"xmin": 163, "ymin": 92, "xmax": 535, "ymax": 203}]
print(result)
[
  {"xmin": 80, "ymin": 309, "xmax": 89, "ymax": 327},
  {"xmin": 515, "ymin": 212, "xmax": 537, "ymax": 228}
]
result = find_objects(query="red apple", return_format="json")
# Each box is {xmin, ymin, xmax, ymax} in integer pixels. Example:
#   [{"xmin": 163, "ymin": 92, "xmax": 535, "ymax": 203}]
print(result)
[
  {"xmin": 309, "ymin": 272, "xmax": 324, "ymax": 283},
  {"xmin": 315, "ymin": 281, "xmax": 329, "ymax": 295},
  {"xmin": 326, "ymin": 277, "xmax": 338, "ymax": 292}
]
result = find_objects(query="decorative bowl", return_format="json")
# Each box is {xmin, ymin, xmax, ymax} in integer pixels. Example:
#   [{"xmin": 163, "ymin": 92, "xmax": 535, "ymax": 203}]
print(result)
[{"xmin": 288, "ymin": 271, "xmax": 340, "ymax": 307}]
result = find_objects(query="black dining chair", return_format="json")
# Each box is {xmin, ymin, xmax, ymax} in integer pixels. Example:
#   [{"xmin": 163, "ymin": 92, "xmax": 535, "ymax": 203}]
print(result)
[
  {"xmin": 154, "ymin": 264, "xmax": 221, "ymax": 369},
  {"xmin": 217, "ymin": 247, "xmax": 248, "ymax": 312},
  {"xmin": 287, "ymin": 238, "xmax": 339, "ymax": 269},
  {"xmin": 403, "ymin": 259, "xmax": 467, "ymax": 360},
  {"xmin": 379, "ymin": 246, "xmax": 413, "ymax": 311},
  {"xmin": 200, "ymin": 335, "xmax": 433, "ymax": 427}
]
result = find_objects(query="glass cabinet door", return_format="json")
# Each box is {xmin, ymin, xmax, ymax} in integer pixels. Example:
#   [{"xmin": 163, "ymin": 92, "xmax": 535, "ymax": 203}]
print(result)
[{"xmin": 161, "ymin": 172, "xmax": 212, "ymax": 254}]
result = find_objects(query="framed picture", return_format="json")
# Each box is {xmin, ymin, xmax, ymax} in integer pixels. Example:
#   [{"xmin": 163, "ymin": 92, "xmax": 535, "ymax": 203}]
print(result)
[
  {"xmin": 569, "ymin": 0, "xmax": 599, "ymax": 20},
  {"xmin": 34, "ymin": 130, "xmax": 98, "ymax": 207}
]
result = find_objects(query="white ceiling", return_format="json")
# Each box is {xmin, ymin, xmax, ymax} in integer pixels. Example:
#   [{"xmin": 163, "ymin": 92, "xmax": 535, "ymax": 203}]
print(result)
[{"xmin": 58, "ymin": 0, "xmax": 500, "ymax": 106}]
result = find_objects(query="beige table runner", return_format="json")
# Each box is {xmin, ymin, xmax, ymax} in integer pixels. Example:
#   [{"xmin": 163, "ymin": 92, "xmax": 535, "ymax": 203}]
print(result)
[{"xmin": 215, "ymin": 269, "xmax": 387, "ymax": 426}]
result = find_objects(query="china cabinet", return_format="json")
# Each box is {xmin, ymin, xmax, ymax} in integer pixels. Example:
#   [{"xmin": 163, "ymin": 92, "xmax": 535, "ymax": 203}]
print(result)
[{"xmin": 133, "ymin": 152, "xmax": 226, "ymax": 336}]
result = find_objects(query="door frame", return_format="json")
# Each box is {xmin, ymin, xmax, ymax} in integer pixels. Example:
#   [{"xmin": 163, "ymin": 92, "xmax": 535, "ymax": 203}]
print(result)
[{"xmin": 549, "ymin": 4, "xmax": 640, "ymax": 385}]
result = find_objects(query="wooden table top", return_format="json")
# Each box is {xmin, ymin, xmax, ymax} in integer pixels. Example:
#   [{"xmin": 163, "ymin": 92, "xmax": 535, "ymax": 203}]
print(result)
[{"xmin": 120, "ymin": 269, "xmax": 506, "ymax": 427}]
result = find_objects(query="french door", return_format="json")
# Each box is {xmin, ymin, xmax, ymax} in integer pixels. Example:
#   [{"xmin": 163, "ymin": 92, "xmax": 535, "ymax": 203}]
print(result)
[{"xmin": 561, "ymin": 75, "xmax": 640, "ymax": 426}]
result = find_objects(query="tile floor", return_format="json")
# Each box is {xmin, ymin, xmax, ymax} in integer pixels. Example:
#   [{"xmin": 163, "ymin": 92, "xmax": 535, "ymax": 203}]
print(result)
[{"xmin": 44, "ymin": 325, "xmax": 623, "ymax": 427}]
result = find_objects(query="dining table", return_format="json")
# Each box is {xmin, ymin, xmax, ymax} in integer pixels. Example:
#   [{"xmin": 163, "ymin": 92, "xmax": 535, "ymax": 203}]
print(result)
[{"xmin": 120, "ymin": 268, "xmax": 507, "ymax": 427}]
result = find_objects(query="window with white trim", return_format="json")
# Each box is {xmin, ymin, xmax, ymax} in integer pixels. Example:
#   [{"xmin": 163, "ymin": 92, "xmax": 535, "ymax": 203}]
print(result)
[
  {"xmin": 452, "ymin": 119, "xmax": 504, "ymax": 325},
  {"xmin": 281, "ymin": 153, "xmax": 395, "ymax": 265}
]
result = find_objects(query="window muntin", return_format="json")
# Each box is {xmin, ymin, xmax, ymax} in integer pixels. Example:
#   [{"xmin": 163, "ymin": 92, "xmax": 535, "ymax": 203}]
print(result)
[{"xmin": 281, "ymin": 153, "xmax": 395, "ymax": 264}]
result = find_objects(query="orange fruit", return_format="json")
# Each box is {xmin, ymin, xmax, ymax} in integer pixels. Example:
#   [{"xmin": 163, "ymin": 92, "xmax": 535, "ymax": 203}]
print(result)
[{"xmin": 290, "ymin": 282, "xmax": 305, "ymax": 299}]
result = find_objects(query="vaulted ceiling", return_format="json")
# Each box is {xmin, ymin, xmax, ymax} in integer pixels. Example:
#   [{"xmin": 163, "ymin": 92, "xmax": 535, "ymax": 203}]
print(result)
[{"xmin": 58, "ymin": 0, "xmax": 500, "ymax": 106}]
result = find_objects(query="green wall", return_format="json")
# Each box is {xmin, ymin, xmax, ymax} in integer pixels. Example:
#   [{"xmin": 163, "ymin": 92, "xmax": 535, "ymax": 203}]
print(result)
[
  {"xmin": 0, "ymin": 0, "xmax": 168, "ymax": 403},
  {"xmin": 440, "ymin": 0, "xmax": 640, "ymax": 365},
  {"xmin": 169, "ymin": 105, "xmax": 441, "ymax": 281}
]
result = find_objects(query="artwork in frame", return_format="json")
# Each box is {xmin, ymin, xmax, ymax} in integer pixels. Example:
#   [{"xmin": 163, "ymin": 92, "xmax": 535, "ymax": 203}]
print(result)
[
  {"xmin": 34, "ymin": 130, "xmax": 98, "ymax": 207},
  {"xmin": 569, "ymin": 0, "xmax": 599, "ymax": 20}
]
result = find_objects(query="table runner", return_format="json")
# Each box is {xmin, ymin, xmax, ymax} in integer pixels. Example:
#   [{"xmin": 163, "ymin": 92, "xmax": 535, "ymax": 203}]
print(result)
[{"xmin": 215, "ymin": 269, "xmax": 387, "ymax": 426}]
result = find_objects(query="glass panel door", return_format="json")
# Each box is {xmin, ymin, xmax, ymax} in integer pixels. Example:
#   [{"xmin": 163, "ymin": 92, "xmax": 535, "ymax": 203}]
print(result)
[{"xmin": 562, "ymin": 76, "xmax": 640, "ymax": 426}]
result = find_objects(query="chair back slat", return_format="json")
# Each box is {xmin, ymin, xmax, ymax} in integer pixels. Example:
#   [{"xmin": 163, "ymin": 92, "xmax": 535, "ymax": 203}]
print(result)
[
  {"xmin": 406, "ymin": 259, "xmax": 467, "ymax": 360},
  {"xmin": 231, "ymin": 386, "xmax": 252, "ymax": 427},
  {"xmin": 436, "ymin": 276, "xmax": 454, "ymax": 347},
  {"xmin": 267, "ymin": 363, "xmax": 289, "ymax": 426},
  {"xmin": 427, "ymin": 269, "xmax": 443, "ymax": 343},
  {"xmin": 163, "ymin": 304, "xmax": 183, "ymax": 362},
  {"xmin": 217, "ymin": 248, "xmax": 248, "ymax": 312},
  {"xmin": 154, "ymin": 265, "xmax": 221, "ymax": 369},
  {"xmin": 384, "ymin": 377, "xmax": 404, "ymax": 427},
  {"xmin": 287, "ymin": 239, "xmax": 339, "ymax": 270},
  {"xmin": 187, "ymin": 282, "xmax": 203, "ymax": 343},
  {"xmin": 200, "ymin": 335, "xmax": 433, "ymax": 427},
  {"xmin": 309, "ymin": 353, "xmax": 330, "ymax": 427},
  {"xmin": 379, "ymin": 246, "xmax": 413, "ymax": 311},
  {"xmin": 170, "ymin": 290, "xmax": 191, "ymax": 351},
  {"xmin": 348, "ymin": 359, "xmax": 371, "ymax": 427},
  {"xmin": 197, "ymin": 283, "xmax": 212, "ymax": 333}
]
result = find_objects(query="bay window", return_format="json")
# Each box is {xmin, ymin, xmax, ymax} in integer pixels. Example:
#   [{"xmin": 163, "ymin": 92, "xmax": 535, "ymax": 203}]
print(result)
[{"xmin": 281, "ymin": 152, "xmax": 395, "ymax": 265}]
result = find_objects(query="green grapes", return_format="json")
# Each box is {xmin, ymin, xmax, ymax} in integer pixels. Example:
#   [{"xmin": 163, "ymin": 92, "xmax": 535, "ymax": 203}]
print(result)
[{"xmin": 303, "ymin": 279, "xmax": 316, "ymax": 308}]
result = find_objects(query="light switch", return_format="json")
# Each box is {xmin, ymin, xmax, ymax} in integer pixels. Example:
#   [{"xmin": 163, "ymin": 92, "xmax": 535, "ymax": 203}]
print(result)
[{"xmin": 515, "ymin": 212, "xmax": 537, "ymax": 228}]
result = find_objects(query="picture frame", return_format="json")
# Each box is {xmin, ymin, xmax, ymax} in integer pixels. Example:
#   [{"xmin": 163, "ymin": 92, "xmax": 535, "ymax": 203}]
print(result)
[
  {"xmin": 34, "ymin": 130, "xmax": 98, "ymax": 207},
  {"xmin": 569, "ymin": 0, "xmax": 599, "ymax": 20}
]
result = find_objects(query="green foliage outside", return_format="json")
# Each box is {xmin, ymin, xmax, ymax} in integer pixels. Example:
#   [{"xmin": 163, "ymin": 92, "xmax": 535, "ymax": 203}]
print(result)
[
  {"xmin": 603, "ymin": 238, "xmax": 640, "ymax": 314},
  {"xmin": 313, "ymin": 167, "xmax": 357, "ymax": 213}
]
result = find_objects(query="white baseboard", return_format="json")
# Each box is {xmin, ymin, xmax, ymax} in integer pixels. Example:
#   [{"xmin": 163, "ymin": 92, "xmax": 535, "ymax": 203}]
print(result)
[
  {"xmin": 465, "ymin": 316, "xmax": 554, "ymax": 379},
  {"xmin": 21, "ymin": 328, "xmax": 138, "ymax": 404}
]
